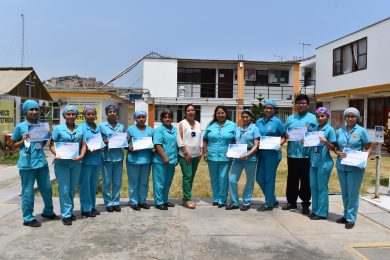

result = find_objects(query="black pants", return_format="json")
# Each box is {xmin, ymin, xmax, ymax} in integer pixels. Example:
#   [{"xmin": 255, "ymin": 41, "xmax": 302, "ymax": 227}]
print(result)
[{"xmin": 286, "ymin": 157, "xmax": 311, "ymax": 207}]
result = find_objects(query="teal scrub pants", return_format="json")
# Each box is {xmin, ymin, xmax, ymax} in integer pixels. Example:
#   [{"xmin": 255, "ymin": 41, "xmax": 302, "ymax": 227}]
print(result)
[
  {"xmin": 310, "ymin": 161, "xmax": 333, "ymax": 217},
  {"xmin": 79, "ymin": 164, "xmax": 101, "ymax": 213},
  {"xmin": 229, "ymin": 160, "xmax": 256, "ymax": 206},
  {"xmin": 256, "ymin": 152, "xmax": 281, "ymax": 207},
  {"xmin": 54, "ymin": 162, "xmax": 81, "ymax": 218},
  {"xmin": 337, "ymin": 169, "xmax": 365, "ymax": 223},
  {"xmin": 19, "ymin": 166, "xmax": 54, "ymax": 223},
  {"xmin": 126, "ymin": 163, "xmax": 151, "ymax": 205},
  {"xmin": 102, "ymin": 161, "xmax": 123, "ymax": 206},
  {"xmin": 208, "ymin": 160, "xmax": 232, "ymax": 205},
  {"xmin": 152, "ymin": 163, "xmax": 175, "ymax": 206}
]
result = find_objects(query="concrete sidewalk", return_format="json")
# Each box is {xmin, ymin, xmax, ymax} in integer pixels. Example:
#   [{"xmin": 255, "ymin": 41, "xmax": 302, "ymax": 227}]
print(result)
[{"xmin": 0, "ymin": 195, "xmax": 389, "ymax": 260}]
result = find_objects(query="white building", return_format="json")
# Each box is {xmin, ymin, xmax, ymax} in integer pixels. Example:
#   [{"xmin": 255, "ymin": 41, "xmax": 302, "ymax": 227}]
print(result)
[
  {"xmin": 127, "ymin": 55, "xmax": 301, "ymax": 129},
  {"xmin": 313, "ymin": 17, "xmax": 390, "ymax": 130}
]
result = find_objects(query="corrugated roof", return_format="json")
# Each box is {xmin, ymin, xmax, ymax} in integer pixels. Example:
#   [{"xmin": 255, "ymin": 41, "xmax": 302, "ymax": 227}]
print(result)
[{"xmin": 0, "ymin": 69, "xmax": 33, "ymax": 94}]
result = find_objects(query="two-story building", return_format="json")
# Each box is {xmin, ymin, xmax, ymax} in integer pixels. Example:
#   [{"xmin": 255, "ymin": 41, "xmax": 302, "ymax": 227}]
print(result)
[
  {"xmin": 125, "ymin": 55, "xmax": 301, "ymax": 129},
  {"xmin": 313, "ymin": 17, "xmax": 390, "ymax": 130}
]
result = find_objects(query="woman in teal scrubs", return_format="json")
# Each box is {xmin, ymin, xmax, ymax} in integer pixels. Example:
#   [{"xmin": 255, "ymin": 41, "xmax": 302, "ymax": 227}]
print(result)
[
  {"xmin": 50, "ymin": 105, "xmax": 86, "ymax": 225},
  {"xmin": 126, "ymin": 110, "xmax": 154, "ymax": 211},
  {"xmin": 11, "ymin": 100, "xmax": 59, "ymax": 227},
  {"xmin": 334, "ymin": 107, "xmax": 372, "ymax": 229},
  {"xmin": 152, "ymin": 110, "xmax": 178, "ymax": 210},
  {"xmin": 256, "ymin": 100, "xmax": 285, "ymax": 211},
  {"xmin": 308, "ymin": 107, "xmax": 336, "ymax": 220},
  {"xmin": 79, "ymin": 105, "xmax": 103, "ymax": 217},
  {"xmin": 100, "ymin": 104, "xmax": 125, "ymax": 213},
  {"xmin": 227, "ymin": 109, "xmax": 259, "ymax": 211},
  {"xmin": 203, "ymin": 106, "xmax": 236, "ymax": 207}
]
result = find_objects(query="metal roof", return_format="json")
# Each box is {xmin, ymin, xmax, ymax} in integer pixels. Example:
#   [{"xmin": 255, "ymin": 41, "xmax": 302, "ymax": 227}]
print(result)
[{"xmin": 0, "ymin": 68, "xmax": 33, "ymax": 94}]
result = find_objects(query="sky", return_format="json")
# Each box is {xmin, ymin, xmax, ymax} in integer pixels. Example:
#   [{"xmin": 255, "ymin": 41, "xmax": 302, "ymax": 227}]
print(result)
[{"xmin": 0, "ymin": 0, "xmax": 389, "ymax": 87}]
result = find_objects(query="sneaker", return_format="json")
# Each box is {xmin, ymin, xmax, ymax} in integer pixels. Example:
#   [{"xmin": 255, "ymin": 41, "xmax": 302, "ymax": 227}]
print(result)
[
  {"xmin": 23, "ymin": 219, "xmax": 41, "ymax": 227},
  {"xmin": 41, "ymin": 213, "xmax": 60, "ymax": 220},
  {"xmin": 345, "ymin": 221, "xmax": 355, "ymax": 229},
  {"xmin": 62, "ymin": 217, "xmax": 72, "ymax": 226},
  {"xmin": 302, "ymin": 207, "xmax": 310, "ymax": 215},
  {"xmin": 257, "ymin": 205, "xmax": 273, "ymax": 212},
  {"xmin": 240, "ymin": 205, "xmax": 250, "ymax": 211},
  {"xmin": 131, "ymin": 204, "xmax": 140, "ymax": 211},
  {"xmin": 139, "ymin": 203, "xmax": 150, "ymax": 209},
  {"xmin": 281, "ymin": 203, "xmax": 297, "ymax": 210},
  {"xmin": 336, "ymin": 217, "xmax": 348, "ymax": 224},
  {"xmin": 106, "ymin": 206, "xmax": 114, "ymax": 212},
  {"xmin": 113, "ymin": 205, "xmax": 121, "ymax": 212},
  {"xmin": 225, "ymin": 204, "xmax": 239, "ymax": 210},
  {"xmin": 92, "ymin": 208, "xmax": 100, "ymax": 215}
]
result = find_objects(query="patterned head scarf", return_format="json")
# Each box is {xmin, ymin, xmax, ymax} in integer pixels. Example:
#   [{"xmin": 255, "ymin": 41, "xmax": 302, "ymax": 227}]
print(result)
[
  {"xmin": 105, "ymin": 104, "xmax": 119, "ymax": 115},
  {"xmin": 62, "ymin": 105, "xmax": 79, "ymax": 118},
  {"xmin": 315, "ymin": 107, "xmax": 329, "ymax": 117},
  {"xmin": 22, "ymin": 100, "xmax": 39, "ymax": 115},
  {"xmin": 343, "ymin": 107, "xmax": 360, "ymax": 119}
]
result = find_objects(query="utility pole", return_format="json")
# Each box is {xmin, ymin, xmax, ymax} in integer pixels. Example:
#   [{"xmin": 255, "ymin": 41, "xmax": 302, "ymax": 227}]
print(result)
[
  {"xmin": 21, "ymin": 14, "xmax": 25, "ymax": 67},
  {"xmin": 298, "ymin": 42, "xmax": 311, "ymax": 59}
]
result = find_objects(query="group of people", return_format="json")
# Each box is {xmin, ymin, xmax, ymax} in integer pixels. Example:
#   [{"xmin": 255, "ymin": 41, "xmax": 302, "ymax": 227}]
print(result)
[{"xmin": 12, "ymin": 94, "xmax": 372, "ymax": 230}]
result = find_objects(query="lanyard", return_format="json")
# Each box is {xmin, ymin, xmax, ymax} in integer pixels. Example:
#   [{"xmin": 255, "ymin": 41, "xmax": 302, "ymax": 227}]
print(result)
[{"xmin": 342, "ymin": 127, "xmax": 355, "ymax": 147}]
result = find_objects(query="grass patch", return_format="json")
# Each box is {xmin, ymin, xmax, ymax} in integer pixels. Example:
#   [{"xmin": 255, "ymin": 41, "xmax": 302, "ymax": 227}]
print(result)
[
  {"xmin": 0, "ymin": 151, "xmax": 19, "ymax": 165},
  {"xmin": 46, "ymin": 148, "xmax": 390, "ymax": 199}
]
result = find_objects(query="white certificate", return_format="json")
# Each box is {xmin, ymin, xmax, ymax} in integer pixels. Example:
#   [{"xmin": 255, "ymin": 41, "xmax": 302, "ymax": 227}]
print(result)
[
  {"xmin": 259, "ymin": 136, "xmax": 281, "ymax": 150},
  {"xmin": 28, "ymin": 123, "xmax": 50, "ymax": 142},
  {"xmin": 226, "ymin": 144, "xmax": 247, "ymax": 158},
  {"xmin": 86, "ymin": 133, "xmax": 105, "ymax": 151},
  {"xmin": 55, "ymin": 142, "xmax": 79, "ymax": 159},
  {"xmin": 132, "ymin": 137, "xmax": 153, "ymax": 150},
  {"xmin": 108, "ymin": 133, "xmax": 128, "ymax": 149},
  {"xmin": 287, "ymin": 127, "xmax": 307, "ymax": 141},
  {"xmin": 341, "ymin": 148, "xmax": 369, "ymax": 168},
  {"xmin": 304, "ymin": 131, "xmax": 324, "ymax": 147}
]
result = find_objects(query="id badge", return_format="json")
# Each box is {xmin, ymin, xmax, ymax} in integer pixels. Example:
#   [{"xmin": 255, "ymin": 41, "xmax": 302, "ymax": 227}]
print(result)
[{"xmin": 35, "ymin": 142, "xmax": 42, "ymax": 150}]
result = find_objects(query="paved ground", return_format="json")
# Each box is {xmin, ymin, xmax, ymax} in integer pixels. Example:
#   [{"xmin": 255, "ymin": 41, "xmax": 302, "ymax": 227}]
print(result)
[{"xmin": 0, "ymin": 153, "xmax": 389, "ymax": 259}]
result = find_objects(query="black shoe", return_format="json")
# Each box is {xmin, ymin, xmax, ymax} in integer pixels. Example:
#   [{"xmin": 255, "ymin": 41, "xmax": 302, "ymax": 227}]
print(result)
[
  {"xmin": 217, "ymin": 204, "xmax": 225, "ymax": 208},
  {"xmin": 139, "ymin": 203, "xmax": 150, "ymax": 209},
  {"xmin": 212, "ymin": 202, "xmax": 218, "ymax": 206},
  {"xmin": 302, "ymin": 207, "xmax": 310, "ymax": 215},
  {"xmin": 281, "ymin": 203, "xmax": 297, "ymax": 210},
  {"xmin": 92, "ymin": 208, "xmax": 100, "ymax": 215},
  {"xmin": 310, "ymin": 215, "xmax": 326, "ymax": 220},
  {"xmin": 106, "ymin": 206, "xmax": 114, "ymax": 212},
  {"xmin": 240, "ymin": 205, "xmax": 250, "ymax": 211},
  {"xmin": 273, "ymin": 201, "xmax": 280, "ymax": 208},
  {"xmin": 308, "ymin": 213, "xmax": 316, "ymax": 218},
  {"xmin": 41, "ymin": 213, "xmax": 60, "ymax": 220},
  {"xmin": 71, "ymin": 214, "xmax": 77, "ymax": 221},
  {"xmin": 164, "ymin": 202, "xmax": 175, "ymax": 207},
  {"xmin": 225, "ymin": 204, "xmax": 239, "ymax": 210},
  {"xmin": 62, "ymin": 217, "xmax": 72, "ymax": 226},
  {"xmin": 156, "ymin": 204, "xmax": 168, "ymax": 210},
  {"xmin": 81, "ymin": 211, "xmax": 96, "ymax": 218},
  {"xmin": 336, "ymin": 217, "xmax": 348, "ymax": 224},
  {"xmin": 257, "ymin": 205, "xmax": 273, "ymax": 212},
  {"xmin": 113, "ymin": 205, "xmax": 121, "ymax": 212},
  {"xmin": 23, "ymin": 219, "xmax": 41, "ymax": 227},
  {"xmin": 131, "ymin": 204, "xmax": 140, "ymax": 211},
  {"xmin": 345, "ymin": 221, "xmax": 355, "ymax": 229}
]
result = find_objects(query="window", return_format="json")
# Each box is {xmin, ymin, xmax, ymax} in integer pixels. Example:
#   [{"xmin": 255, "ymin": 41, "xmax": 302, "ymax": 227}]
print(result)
[
  {"xmin": 333, "ymin": 38, "xmax": 367, "ymax": 76},
  {"xmin": 268, "ymin": 70, "xmax": 289, "ymax": 84},
  {"xmin": 177, "ymin": 68, "xmax": 201, "ymax": 83},
  {"xmin": 367, "ymin": 97, "xmax": 385, "ymax": 128}
]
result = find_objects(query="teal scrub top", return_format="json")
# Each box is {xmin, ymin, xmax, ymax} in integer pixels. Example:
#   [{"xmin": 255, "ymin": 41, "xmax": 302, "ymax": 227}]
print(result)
[
  {"xmin": 256, "ymin": 115, "xmax": 285, "ymax": 156},
  {"xmin": 336, "ymin": 124, "xmax": 371, "ymax": 171},
  {"xmin": 152, "ymin": 124, "xmax": 178, "ymax": 164},
  {"xmin": 235, "ymin": 124, "xmax": 260, "ymax": 161},
  {"xmin": 203, "ymin": 120, "xmax": 236, "ymax": 162},
  {"xmin": 51, "ymin": 123, "xmax": 84, "ymax": 165},
  {"xmin": 285, "ymin": 112, "xmax": 317, "ymax": 158},
  {"xmin": 99, "ymin": 121, "xmax": 125, "ymax": 162},
  {"xmin": 309, "ymin": 123, "xmax": 336, "ymax": 167},
  {"xmin": 11, "ymin": 120, "xmax": 48, "ymax": 170},
  {"xmin": 80, "ymin": 121, "xmax": 103, "ymax": 166},
  {"xmin": 126, "ymin": 125, "xmax": 154, "ymax": 164}
]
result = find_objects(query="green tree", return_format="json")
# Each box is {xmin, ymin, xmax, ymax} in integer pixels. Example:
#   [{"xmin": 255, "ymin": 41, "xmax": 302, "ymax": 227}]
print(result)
[{"xmin": 250, "ymin": 94, "xmax": 265, "ymax": 122}]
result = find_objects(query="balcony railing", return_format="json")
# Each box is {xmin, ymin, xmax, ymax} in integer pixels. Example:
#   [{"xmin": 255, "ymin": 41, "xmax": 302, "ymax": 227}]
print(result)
[
  {"xmin": 177, "ymin": 82, "xmax": 293, "ymax": 100},
  {"xmin": 300, "ymin": 79, "xmax": 316, "ymax": 95}
]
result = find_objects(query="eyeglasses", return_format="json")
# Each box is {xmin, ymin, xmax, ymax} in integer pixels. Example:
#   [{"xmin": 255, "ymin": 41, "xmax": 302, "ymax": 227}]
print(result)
[
  {"xmin": 345, "ymin": 115, "xmax": 357, "ymax": 119},
  {"xmin": 296, "ymin": 102, "xmax": 308, "ymax": 106}
]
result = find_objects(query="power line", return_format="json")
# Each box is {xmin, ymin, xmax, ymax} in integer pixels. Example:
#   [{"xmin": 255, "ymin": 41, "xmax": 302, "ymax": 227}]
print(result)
[{"xmin": 298, "ymin": 42, "xmax": 311, "ymax": 59}]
